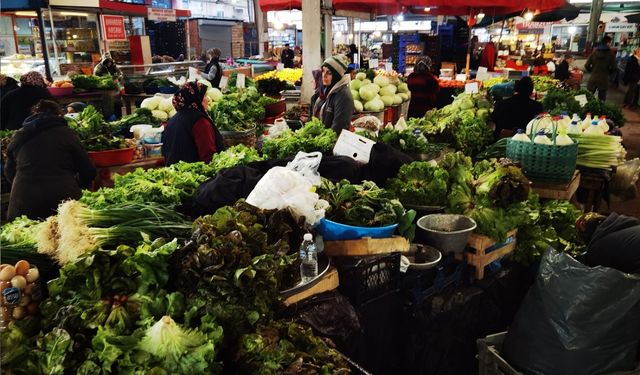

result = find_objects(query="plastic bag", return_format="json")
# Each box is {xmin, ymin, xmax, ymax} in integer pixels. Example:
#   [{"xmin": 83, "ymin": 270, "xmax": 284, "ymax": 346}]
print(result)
[
  {"xmin": 352, "ymin": 116, "xmax": 382, "ymax": 133},
  {"xmin": 502, "ymin": 248, "xmax": 640, "ymax": 375},
  {"xmin": 265, "ymin": 117, "xmax": 290, "ymax": 139},
  {"xmin": 286, "ymin": 151, "xmax": 323, "ymax": 186},
  {"xmin": 246, "ymin": 166, "xmax": 328, "ymax": 226},
  {"xmin": 610, "ymin": 158, "xmax": 640, "ymax": 196}
]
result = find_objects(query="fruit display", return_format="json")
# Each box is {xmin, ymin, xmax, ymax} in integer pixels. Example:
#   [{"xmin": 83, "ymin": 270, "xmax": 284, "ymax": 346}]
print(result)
[
  {"xmin": 50, "ymin": 80, "xmax": 74, "ymax": 88},
  {"xmin": 406, "ymin": 44, "xmax": 422, "ymax": 53},
  {"xmin": 351, "ymin": 71, "xmax": 410, "ymax": 113},
  {"xmin": 0, "ymin": 260, "xmax": 41, "ymax": 327}
]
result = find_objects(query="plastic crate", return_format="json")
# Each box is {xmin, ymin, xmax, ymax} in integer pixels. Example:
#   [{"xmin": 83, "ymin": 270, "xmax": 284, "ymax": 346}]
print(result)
[
  {"xmin": 401, "ymin": 253, "xmax": 468, "ymax": 308},
  {"xmin": 335, "ymin": 253, "xmax": 401, "ymax": 307},
  {"xmin": 477, "ymin": 332, "xmax": 523, "ymax": 375}
]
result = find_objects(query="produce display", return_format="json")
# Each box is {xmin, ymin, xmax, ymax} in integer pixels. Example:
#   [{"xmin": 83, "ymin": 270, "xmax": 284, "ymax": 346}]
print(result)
[
  {"xmin": 350, "ymin": 71, "xmax": 410, "ymax": 113},
  {"xmin": 261, "ymin": 117, "xmax": 337, "ymax": 159},
  {"xmin": 0, "ymin": 216, "xmax": 41, "ymax": 250},
  {"xmin": 208, "ymin": 88, "xmax": 275, "ymax": 132},
  {"xmin": 0, "ymin": 260, "xmax": 42, "ymax": 324},
  {"xmin": 482, "ymin": 77, "xmax": 510, "ymax": 89},
  {"xmin": 140, "ymin": 95, "xmax": 178, "ymax": 121},
  {"xmin": 363, "ymin": 126, "xmax": 446, "ymax": 156},
  {"xmin": 70, "ymin": 74, "xmax": 117, "ymax": 91},
  {"xmin": 226, "ymin": 72, "xmax": 256, "ymax": 93},
  {"xmin": 570, "ymin": 133, "xmax": 625, "ymax": 169},
  {"xmin": 142, "ymin": 77, "xmax": 178, "ymax": 92},
  {"xmin": 543, "ymin": 88, "xmax": 625, "ymax": 127},
  {"xmin": 530, "ymin": 76, "xmax": 559, "ymax": 93},
  {"xmin": 67, "ymin": 106, "xmax": 127, "ymax": 151},
  {"xmin": 256, "ymin": 77, "xmax": 293, "ymax": 96},
  {"xmin": 255, "ymin": 68, "xmax": 303, "ymax": 85},
  {"xmin": 386, "ymin": 162, "xmax": 449, "ymax": 207},
  {"xmin": 49, "ymin": 80, "xmax": 74, "ymax": 88}
]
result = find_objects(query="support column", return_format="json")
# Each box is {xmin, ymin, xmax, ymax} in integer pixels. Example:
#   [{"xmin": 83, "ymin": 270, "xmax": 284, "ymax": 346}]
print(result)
[
  {"xmin": 36, "ymin": 9, "xmax": 52, "ymax": 81},
  {"xmin": 323, "ymin": 0, "xmax": 333, "ymax": 60},
  {"xmin": 254, "ymin": 0, "xmax": 266, "ymax": 57},
  {"xmin": 302, "ymin": 0, "xmax": 322, "ymax": 104},
  {"xmin": 586, "ymin": 0, "xmax": 604, "ymax": 52}
]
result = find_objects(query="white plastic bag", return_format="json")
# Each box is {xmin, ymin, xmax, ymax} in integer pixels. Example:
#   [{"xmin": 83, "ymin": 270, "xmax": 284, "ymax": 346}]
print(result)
[
  {"xmin": 265, "ymin": 117, "xmax": 290, "ymax": 139},
  {"xmin": 286, "ymin": 151, "xmax": 323, "ymax": 186},
  {"xmin": 246, "ymin": 167, "xmax": 328, "ymax": 226}
]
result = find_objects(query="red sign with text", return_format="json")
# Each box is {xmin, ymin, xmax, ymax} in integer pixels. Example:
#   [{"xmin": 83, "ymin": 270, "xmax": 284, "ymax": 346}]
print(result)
[{"xmin": 101, "ymin": 15, "xmax": 126, "ymax": 40}]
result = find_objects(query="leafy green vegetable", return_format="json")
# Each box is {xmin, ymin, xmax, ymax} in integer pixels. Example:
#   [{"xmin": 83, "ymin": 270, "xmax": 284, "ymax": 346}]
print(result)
[
  {"xmin": 261, "ymin": 117, "xmax": 337, "ymax": 159},
  {"xmin": 208, "ymin": 88, "xmax": 266, "ymax": 131},
  {"xmin": 474, "ymin": 159, "xmax": 531, "ymax": 208},
  {"xmin": 0, "ymin": 215, "xmax": 41, "ymax": 250},
  {"xmin": 386, "ymin": 162, "xmax": 449, "ymax": 207},
  {"xmin": 71, "ymin": 74, "xmax": 117, "ymax": 90},
  {"xmin": 256, "ymin": 77, "xmax": 293, "ymax": 96},
  {"xmin": 67, "ymin": 105, "xmax": 127, "ymax": 151},
  {"xmin": 210, "ymin": 144, "xmax": 264, "ymax": 172}
]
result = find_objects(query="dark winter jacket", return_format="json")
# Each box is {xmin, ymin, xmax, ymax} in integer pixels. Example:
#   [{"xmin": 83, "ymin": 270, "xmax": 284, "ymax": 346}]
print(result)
[
  {"xmin": 5, "ymin": 113, "xmax": 96, "ymax": 220},
  {"xmin": 310, "ymin": 74, "xmax": 354, "ymax": 135},
  {"xmin": 281, "ymin": 49, "xmax": 295, "ymax": 68},
  {"xmin": 407, "ymin": 71, "xmax": 439, "ymax": 118},
  {"xmin": 585, "ymin": 45, "xmax": 616, "ymax": 91},
  {"xmin": 491, "ymin": 94, "xmax": 543, "ymax": 140},
  {"xmin": 0, "ymin": 77, "xmax": 19, "ymax": 100},
  {"xmin": 0, "ymin": 85, "xmax": 53, "ymax": 130},
  {"xmin": 623, "ymin": 55, "xmax": 640, "ymax": 85},
  {"xmin": 555, "ymin": 60, "xmax": 571, "ymax": 81},
  {"xmin": 202, "ymin": 58, "xmax": 222, "ymax": 88},
  {"xmin": 162, "ymin": 108, "xmax": 224, "ymax": 166},
  {"xmin": 585, "ymin": 213, "xmax": 640, "ymax": 274}
]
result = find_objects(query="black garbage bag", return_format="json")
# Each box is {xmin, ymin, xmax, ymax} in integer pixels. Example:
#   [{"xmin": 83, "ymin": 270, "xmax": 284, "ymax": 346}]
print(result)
[
  {"xmin": 502, "ymin": 248, "xmax": 640, "ymax": 375},
  {"xmin": 360, "ymin": 143, "xmax": 413, "ymax": 187}
]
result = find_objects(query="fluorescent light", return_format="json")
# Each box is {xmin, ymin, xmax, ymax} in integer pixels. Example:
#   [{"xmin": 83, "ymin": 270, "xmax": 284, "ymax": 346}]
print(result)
[
  {"xmin": 347, "ymin": 33, "xmax": 354, "ymax": 40},
  {"xmin": 524, "ymin": 11, "xmax": 534, "ymax": 21},
  {"xmin": 59, "ymin": 11, "xmax": 89, "ymax": 17},
  {"xmin": 568, "ymin": 26, "xmax": 576, "ymax": 34},
  {"xmin": 397, "ymin": 13, "xmax": 404, "ymax": 21},
  {"xmin": 15, "ymin": 11, "xmax": 37, "ymax": 17},
  {"xmin": 476, "ymin": 11, "xmax": 485, "ymax": 21},
  {"xmin": 424, "ymin": 7, "xmax": 431, "ymax": 12}
]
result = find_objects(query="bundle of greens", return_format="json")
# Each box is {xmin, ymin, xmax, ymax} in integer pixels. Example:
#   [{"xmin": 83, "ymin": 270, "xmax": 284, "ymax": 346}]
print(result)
[
  {"xmin": 474, "ymin": 159, "xmax": 531, "ymax": 208},
  {"xmin": 544, "ymin": 88, "xmax": 625, "ymax": 127},
  {"xmin": 386, "ymin": 162, "xmax": 449, "ymax": 207},
  {"xmin": 0, "ymin": 215, "xmax": 41, "ymax": 250},
  {"xmin": 37, "ymin": 201, "xmax": 192, "ymax": 264},
  {"xmin": 208, "ymin": 88, "xmax": 268, "ymax": 131},
  {"xmin": 366, "ymin": 128, "xmax": 447, "ymax": 156},
  {"xmin": 70, "ymin": 74, "xmax": 117, "ymax": 90},
  {"xmin": 210, "ymin": 144, "xmax": 264, "ymax": 173},
  {"xmin": 569, "ymin": 133, "xmax": 625, "ymax": 169},
  {"xmin": 236, "ymin": 321, "xmax": 350, "ymax": 374},
  {"xmin": 226, "ymin": 72, "xmax": 256, "ymax": 93},
  {"xmin": 256, "ymin": 77, "xmax": 292, "ymax": 96},
  {"xmin": 67, "ymin": 105, "xmax": 127, "ymax": 151},
  {"xmin": 107, "ymin": 108, "xmax": 159, "ymax": 131},
  {"xmin": 530, "ymin": 76, "xmax": 559, "ymax": 93},
  {"xmin": 261, "ymin": 117, "xmax": 337, "ymax": 159},
  {"xmin": 542, "ymin": 88, "xmax": 581, "ymax": 116},
  {"xmin": 142, "ymin": 77, "xmax": 177, "ymax": 90}
]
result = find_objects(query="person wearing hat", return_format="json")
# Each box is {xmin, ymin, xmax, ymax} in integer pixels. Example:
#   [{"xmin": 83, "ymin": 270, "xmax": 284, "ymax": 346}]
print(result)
[
  {"xmin": 311, "ymin": 54, "xmax": 354, "ymax": 135},
  {"xmin": 407, "ymin": 56, "xmax": 439, "ymax": 118},
  {"xmin": 1, "ymin": 71, "xmax": 53, "ymax": 131},
  {"xmin": 93, "ymin": 52, "xmax": 123, "ymax": 81}
]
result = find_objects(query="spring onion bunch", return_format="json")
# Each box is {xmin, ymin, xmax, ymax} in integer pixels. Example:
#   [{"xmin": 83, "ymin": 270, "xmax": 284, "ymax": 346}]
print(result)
[
  {"xmin": 569, "ymin": 133, "xmax": 626, "ymax": 169},
  {"xmin": 37, "ymin": 201, "xmax": 192, "ymax": 264}
]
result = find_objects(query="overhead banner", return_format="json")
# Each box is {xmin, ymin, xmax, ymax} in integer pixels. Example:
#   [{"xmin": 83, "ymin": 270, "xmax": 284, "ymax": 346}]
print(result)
[
  {"xmin": 101, "ymin": 15, "xmax": 126, "ymax": 40},
  {"xmin": 148, "ymin": 8, "xmax": 177, "ymax": 22},
  {"xmin": 605, "ymin": 23, "xmax": 636, "ymax": 33}
]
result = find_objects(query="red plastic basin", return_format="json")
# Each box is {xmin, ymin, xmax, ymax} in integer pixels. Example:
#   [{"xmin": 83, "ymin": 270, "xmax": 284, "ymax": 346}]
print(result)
[{"xmin": 88, "ymin": 147, "xmax": 135, "ymax": 167}]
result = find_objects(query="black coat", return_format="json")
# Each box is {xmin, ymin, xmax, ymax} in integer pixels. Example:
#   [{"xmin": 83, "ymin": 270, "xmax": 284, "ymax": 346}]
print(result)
[
  {"xmin": 491, "ymin": 94, "xmax": 543, "ymax": 139},
  {"xmin": 585, "ymin": 213, "xmax": 640, "ymax": 274},
  {"xmin": 623, "ymin": 56, "xmax": 640, "ymax": 85},
  {"xmin": 281, "ymin": 49, "xmax": 295, "ymax": 68},
  {"xmin": 554, "ymin": 60, "xmax": 570, "ymax": 81},
  {"xmin": 5, "ymin": 113, "xmax": 96, "ymax": 220},
  {"xmin": 1, "ymin": 85, "xmax": 53, "ymax": 130}
]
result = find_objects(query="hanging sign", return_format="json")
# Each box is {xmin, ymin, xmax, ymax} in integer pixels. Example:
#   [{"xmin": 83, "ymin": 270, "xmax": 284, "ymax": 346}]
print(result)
[
  {"xmin": 147, "ymin": 8, "xmax": 177, "ymax": 22},
  {"xmin": 101, "ymin": 15, "xmax": 126, "ymax": 40},
  {"xmin": 604, "ymin": 23, "xmax": 636, "ymax": 33}
]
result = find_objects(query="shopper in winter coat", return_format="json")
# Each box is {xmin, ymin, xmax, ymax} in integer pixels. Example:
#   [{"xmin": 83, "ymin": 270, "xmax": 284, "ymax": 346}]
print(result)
[
  {"xmin": 162, "ymin": 81, "xmax": 225, "ymax": 166},
  {"xmin": 407, "ymin": 56, "xmax": 439, "ymax": 118},
  {"xmin": 491, "ymin": 77, "xmax": 543, "ymax": 140},
  {"xmin": 554, "ymin": 54, "xmax": 574, "ymax": 82},
  {"xmin": 93, "ymin": 52, "xmax": 123, "ymax": 81},
  {"xmin": 577, "ymin": 212, "xmax": 640, "ymax": 274},
  {"xmin": 310, "ymin": 54, "xmax": 354, "ymax": 135},
  {"xmin": 281, "ymin": 44, "xmax": 295, "ymax": 69},
  {"xmin": 4, "ymin": 100, "xmax": 96, "ymax": 221},
  {"xmin": 585, "ymin": 36, "xmax": 617, "ymax": 101},
  {"xmin": 0, "ymin": 74, "xmax": 19, "ymax": 100},
  {"xmin": 1, "ymin": 71, "xmax": 53, "ymax": 131},
  {"xmin": 200, "ymin": 48, "xmax": 223, "ymax": 89},
  {"xmin": 623, "ymin": 47, "xmax": 640, "ymax": 108}
]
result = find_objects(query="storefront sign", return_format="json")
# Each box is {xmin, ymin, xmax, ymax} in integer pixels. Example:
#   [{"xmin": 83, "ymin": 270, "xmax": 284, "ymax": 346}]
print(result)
[
  {"xmin": 517, "ymin": 22, "xmax": 545, "ymax": 35},
  {"xmin": 49, "ymin": 0, "xmax": 99, "ymax": 7},
  {"xmin": 147, "ymin": 8, "xmax": 177, "ymax": 22},
  {"xmin": 604, "ymin": 23, "xmax": 636, "ymax": 33},
  {"xmin": 101, "ymin": 15, "xmax": 126, "ymax": 40},
  {"xmin": 108, "ymin": 40, "xmax": 130, "ymax": 51}
]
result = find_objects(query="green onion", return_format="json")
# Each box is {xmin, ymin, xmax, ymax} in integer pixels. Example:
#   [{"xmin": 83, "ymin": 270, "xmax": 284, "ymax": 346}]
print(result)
[{"xmin": 569, "ymin": 133, "xmax": 625, "ymax": 169}]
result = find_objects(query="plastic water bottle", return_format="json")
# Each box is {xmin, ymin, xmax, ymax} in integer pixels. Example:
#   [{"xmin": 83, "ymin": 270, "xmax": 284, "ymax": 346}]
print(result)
[
  {"xmin": 585, "ymin": 120, "xmax": 604, "ymax": 135},
  {"xmin": 299, "ymin": 233, "xmax": 318, "ymax": 283},
  {"xmin": 581, "ymin": 113, "xmax": 592, "ymax": 131},
  {"xmin": 511, "ymin": 129, "xmax": 531, "ymax": 142},
  {"xmin": 567, "ymin": 120, "xmax": 582, "ymax": 134},
  {"xmin": 571, "ymin": 113, "xmax": 581, "ymax": 123},
  {"xmin": 533, "ymin": 130, "xmax": 552, "ymax": 145}
]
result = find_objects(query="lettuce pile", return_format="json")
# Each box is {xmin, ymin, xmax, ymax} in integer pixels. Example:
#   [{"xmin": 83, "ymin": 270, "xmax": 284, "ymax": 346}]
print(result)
[{"xmin": 261, "ymin": 118, "xmax": 337, "ymax": 159}]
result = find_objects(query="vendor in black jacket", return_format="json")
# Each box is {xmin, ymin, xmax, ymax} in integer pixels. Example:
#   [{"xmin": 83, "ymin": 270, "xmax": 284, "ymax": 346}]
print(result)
[
  {"xmin": 554, "ymin": 54, "xmax": 574, "ymax": 82},
  {"xmin": 1, "ymin": 71, "xmax": 53, "ymax": 131},
  {"xmin": 490, "ymin": 77, "xmax": 543, "ymax": 140}
]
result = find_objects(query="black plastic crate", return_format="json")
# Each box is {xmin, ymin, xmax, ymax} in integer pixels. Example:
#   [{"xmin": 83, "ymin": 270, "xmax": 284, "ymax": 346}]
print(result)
[{"xmin": 334, "ymin": 253, "xmax": 401, "ymax": 307}]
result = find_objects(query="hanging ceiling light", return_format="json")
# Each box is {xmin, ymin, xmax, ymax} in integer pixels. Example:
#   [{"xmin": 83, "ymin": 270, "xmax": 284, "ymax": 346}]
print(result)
[
  {"xmin": 568, "ymin": 26, "xmax": 577, "ymax": 34},
  {"xmin": 347, "ymin": 33, "xmax": 354, "ymax": 40},
  {"xmin": 424, "ymin": 7, "xmax": 431, "ymax": 12},
  {"xmin": 523, "ymin": 10, "xmax": 534, "ymax": 21},
  {"xmin": 476, "ymin": 10, "xmax": 485, "ymax": 21}
]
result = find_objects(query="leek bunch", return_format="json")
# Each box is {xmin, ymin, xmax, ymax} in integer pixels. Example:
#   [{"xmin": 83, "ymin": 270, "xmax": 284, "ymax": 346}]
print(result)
[{"xmin": 570, "ymin": 134, "xmax": 626, "ymax": 169}]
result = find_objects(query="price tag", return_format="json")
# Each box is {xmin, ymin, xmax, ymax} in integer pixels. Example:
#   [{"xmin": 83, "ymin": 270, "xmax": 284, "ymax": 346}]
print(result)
[
  {"xmin": 476, "ymin": 66, "xmax": 489, "ymax": 81},
  {"xmin": 574, "ymin": 94, "xmax": 588, "ymax": 107},
  {"xmin": 464, "ymin": 82, "xmax": 479, "ymax": 94},
  {"xmin": 455, "ymin": 74, "xmax": 467, "ymax": 82},
  {"xmin": 219, "ymin": 76, "xmax": 228, "ymax": 90},
  {"xmin": 188, "ymin": 67, "xmax": 201, "ymax": 81},
  {"xmin": 276, "ymin": 63, "xmax": 284, "ymax": 71},
  {"xmin": 385, "ymin": 62, "xmax": 393, "ymax": 72},
  {"xmin": 333, "ymin": 130, "xmax": 376, "ymax": 164},
  {"xmin": 236, "ymin": 73, "xmax": 246, "ymax": 89},
  {"xmin": 369, "ymin": 58, "xmax": 378, "ymax": 68}
]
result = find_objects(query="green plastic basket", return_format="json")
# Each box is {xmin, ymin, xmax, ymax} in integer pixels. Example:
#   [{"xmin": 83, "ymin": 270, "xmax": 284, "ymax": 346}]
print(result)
[{"xmin": 506, "ymin": 117, "xmax": 578, "ymax": 183}]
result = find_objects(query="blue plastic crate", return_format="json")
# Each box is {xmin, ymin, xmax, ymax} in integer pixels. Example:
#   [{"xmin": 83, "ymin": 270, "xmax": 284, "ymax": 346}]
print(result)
[{"xmin": 316, "ymin": 218, "xmax": 398, "ymax": 241}]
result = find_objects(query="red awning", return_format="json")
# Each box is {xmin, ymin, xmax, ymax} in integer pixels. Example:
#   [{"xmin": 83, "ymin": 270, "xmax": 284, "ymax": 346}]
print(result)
[
  {"xmin": 99, "ymin": 1, "xmax": 191, "ymax": 17},
  {"xmin": 401, "ymin": 0, "xmax": 566, "ymax": 12},
  {"xmin": 332, "ymin": 0, "xmax": 402, "ymax": 15},
  {"xmin": 258, "ymin": 0, "xmax": 301, "ymax": 11}
]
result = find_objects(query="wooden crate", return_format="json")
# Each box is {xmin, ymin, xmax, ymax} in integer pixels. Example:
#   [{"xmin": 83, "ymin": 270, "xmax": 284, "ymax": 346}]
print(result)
[
  {"xmin": 531, "ymin": 170, "xmax": 580, "ymax": 200},
  {"xmin": 323, "ymin": 236, "xmax": 410, "ymax": 257},
  {"xmin": 284, "ymin": 267, "xmax": 339, "ymax": 306},
  {"xmin": 457, "ymin": 229, "xmax": 518, "ymax": 280}
]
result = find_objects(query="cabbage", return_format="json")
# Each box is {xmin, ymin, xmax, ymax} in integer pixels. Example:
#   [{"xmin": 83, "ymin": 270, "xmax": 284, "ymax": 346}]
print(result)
[
  {"xmin": 373, "ymin": 75, "xmax": 391, "ymax": 87},
  {"xmin": 198, "ymin": 79, "xmax": 212, "ymax": 88},
  {"xmin": 158, "ymin": 98, "xmax": 175, "ymax": 112},
  {"xmin": 152, "ymin": 110, "xmax": 169, "ymax": 121},
  {"xmin": 207, "ymin": 87, "xmax": 223, "ymax": 102},
  {"xmin": 397, "ymin": 82, "xmax": 409, "ymax": 93},
  {"xmin": 169, "ymin": 108, "xmax": 177, "ymax": 117},
  {"xmin": 351, "ymin": 89, "xmax": 360, "ymax": 101},
  {"xmin": 363, "ymin": 79, "xmax": 371, "ymax": 85},
  {"xmin": 350, "ymin": 79, "xmax": 363, "ymax": 91},
  {"xmin": 354, "ymin": 100, "xmax": 364, "ymax": 112},
  {"xmin": 359, "ymin": 84, "xmax": 378, "ymax": 102},
  {"xmin": 364, "ymin": 98, "xmax": 384, "ymax": 112},
  {"xmin": 140, "ymin": 97, "xmax": 161, "ymax": 111},
  {"xmin": 380, "ymin": 95, "xmax": 394, "ymax": 107},
  {"xmin": 379, "ymin": 84, "xmax": 397, "ymax": 96},
  {"xmin": 356, "ymin": 72, "xmax": 367, "ymax": 81},
  {"xmin": 393, "ymin": 94, "xmax": 403, "ymax": 105},
  {"xmin": 398, "ymin": 93, "xmax": 409, "ymax": 101}
]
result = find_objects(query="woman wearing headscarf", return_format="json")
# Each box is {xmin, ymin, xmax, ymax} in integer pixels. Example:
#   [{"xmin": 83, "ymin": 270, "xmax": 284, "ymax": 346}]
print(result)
[
  {"xmin": 5, "ymin": 100, "xmax": 96, "ymax": 220},
  {"xmin": 161, "ymin": 81, "xmax": 224, "ymax": 166},
  {"xmin": 200, "ymin": 48, "xmax": 223, "ymax": 88},
  {"xmin": 93, "ymin": 52, "xmax": 123, "ymax": 81},
  {"xmin": 407, "ymin": 56, "xmax": 439, "ymax": 118},
  {"xmin": 310, "ymin": 54, "xmax": 354, "ymax": 134},
  {"xmin": 0, "ymin": 74, "xmax": 19, "ymax": 100},
  {"xmin": 1, "ymin": 71, "xmax": 53, "ymax": 131}
]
